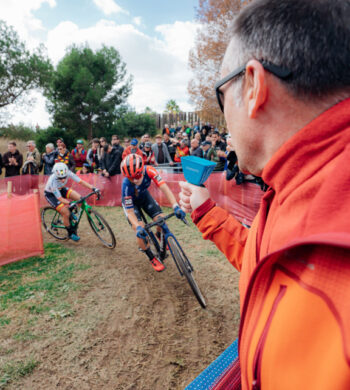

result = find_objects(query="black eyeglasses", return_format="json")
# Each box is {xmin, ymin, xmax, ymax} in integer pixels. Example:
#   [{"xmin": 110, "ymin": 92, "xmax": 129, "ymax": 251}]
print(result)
[{"xmin": 215, "ymin": 60, "xmax": 292, "ymax": 113}]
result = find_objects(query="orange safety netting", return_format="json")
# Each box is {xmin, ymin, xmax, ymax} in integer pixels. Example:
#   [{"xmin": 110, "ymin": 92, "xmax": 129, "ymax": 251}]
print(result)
[
  {"xmin": 0, "ymin": 192, "xmax": 44, "ymax": 266},
  {"xmin": 0, "ymin": 172, "xmax": 263, "ymax": 226}
]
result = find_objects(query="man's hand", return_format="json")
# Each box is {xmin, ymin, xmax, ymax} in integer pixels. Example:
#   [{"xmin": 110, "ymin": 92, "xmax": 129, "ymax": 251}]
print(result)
[
  {"xmin": 173, "ymin": 204, "xmax": 186, "ymax": 220},
  {"xmin": 179, "ymin": 181, "xmax": 210, "ymax": 213}
]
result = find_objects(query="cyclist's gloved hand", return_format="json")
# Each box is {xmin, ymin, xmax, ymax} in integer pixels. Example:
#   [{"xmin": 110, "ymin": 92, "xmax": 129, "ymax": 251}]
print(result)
[
  {"xmin": 92, "ymin": 187, "xmax": 101, "ymax": 199},
  {"xmin": 136, "ymin": 226, "xmax": 147, "ymax": 240},
  {"xmin": 173, "ymin": 204, "xmax": 186, "ymax": 220}
]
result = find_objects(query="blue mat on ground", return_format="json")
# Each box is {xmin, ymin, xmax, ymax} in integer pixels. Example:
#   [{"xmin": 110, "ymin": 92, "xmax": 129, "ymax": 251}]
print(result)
[{"xmin": 185, "ymin": 339, "xmax": 239, "ymax": 390}]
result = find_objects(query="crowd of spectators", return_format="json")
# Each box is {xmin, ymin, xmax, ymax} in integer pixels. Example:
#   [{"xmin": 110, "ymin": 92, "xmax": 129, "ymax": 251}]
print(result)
[{"xmin": 0, "ymin": 123, "xmax": 259, "ymax": 186}]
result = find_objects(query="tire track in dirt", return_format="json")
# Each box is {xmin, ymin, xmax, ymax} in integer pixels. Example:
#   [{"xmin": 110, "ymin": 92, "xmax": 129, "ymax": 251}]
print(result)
[{"xmin": 11, "ymin": 208, "xmax": 240, "ymax": 390}]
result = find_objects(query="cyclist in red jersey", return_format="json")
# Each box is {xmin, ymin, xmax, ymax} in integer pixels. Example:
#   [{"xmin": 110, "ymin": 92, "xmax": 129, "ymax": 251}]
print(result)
[{"xmin": 121, "ymin": 154, "xmax": 185, "ymax": 272}]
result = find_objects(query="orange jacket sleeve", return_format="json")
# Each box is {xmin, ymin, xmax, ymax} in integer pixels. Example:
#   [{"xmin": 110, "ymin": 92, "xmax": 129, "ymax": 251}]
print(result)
[{"xmin": 192, "ymin": 201, "xmax": 248, "ymax": 271}]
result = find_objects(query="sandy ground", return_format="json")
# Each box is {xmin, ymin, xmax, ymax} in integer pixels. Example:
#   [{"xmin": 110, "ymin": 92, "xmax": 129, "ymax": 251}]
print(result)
[{"xmin": 4, "ymin": 207, "xmax": 240, "ymax": 390}]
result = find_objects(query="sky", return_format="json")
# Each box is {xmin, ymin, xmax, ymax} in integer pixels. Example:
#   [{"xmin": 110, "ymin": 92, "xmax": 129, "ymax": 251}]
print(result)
[{"xmin": 0, "ymin": 0, "xmax": 200, "ymax": 128}]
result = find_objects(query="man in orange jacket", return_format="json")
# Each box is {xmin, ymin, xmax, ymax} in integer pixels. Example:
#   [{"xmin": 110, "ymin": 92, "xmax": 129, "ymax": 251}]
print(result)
[{"xmin": 179, "ymin": 0, "xmax": 350, "ymax": 389}]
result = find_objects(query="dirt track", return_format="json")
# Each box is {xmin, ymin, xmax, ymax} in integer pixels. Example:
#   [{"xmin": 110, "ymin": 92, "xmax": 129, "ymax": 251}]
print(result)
[{"xmin": 7, "ymin": 207, "xmax": 240, "ymax": 390}]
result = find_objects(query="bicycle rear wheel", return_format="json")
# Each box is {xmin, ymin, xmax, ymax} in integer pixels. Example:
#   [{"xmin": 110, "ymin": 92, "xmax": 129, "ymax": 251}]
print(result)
[
  {"xmin": 167, "ymin": 236, "xmax": 206, "ymax": 308},
  {"xmin": 41, "ymin": 207, "xmax": 68, "ymax": 240},
  {"xmin": 87, "ymin": 209, "xmax": 116, "ymax": 249}
]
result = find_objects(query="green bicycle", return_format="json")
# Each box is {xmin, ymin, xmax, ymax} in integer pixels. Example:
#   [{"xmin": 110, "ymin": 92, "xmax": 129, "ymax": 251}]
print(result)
[{"xmin": 41, "ymin": 191, "xmax": 116, "ymax": 249}]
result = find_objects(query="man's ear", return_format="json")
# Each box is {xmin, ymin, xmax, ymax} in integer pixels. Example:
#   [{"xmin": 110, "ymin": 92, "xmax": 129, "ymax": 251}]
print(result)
[{"xmin": 245, "ymin": 60, "xmax": 268, "ymax": 118}]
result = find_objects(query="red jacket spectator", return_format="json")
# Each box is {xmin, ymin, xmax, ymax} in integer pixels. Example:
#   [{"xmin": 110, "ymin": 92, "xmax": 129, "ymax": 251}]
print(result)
[
  {"xmin": 122, "ymin": 139, "xmax": 145, "ymax": 160},
  {"xmin": 174, "ymin": 141, "xmax": 189, "ymax": 163},
  {"xmin": 71, "ymin": 140, "xmax": 87, "ymax": 169}
]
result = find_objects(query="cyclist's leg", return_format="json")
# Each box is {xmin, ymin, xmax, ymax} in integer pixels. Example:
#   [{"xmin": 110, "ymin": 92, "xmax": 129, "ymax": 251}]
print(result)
[
  {"xmin": 65, "ymin": 188, "xmax": 81, "ymax": 202},
  {"xmin": 125, "ymin": 201, "xmax": 164, "ymax": 271},
  {"xmin": 140, "ymin": 191, "xmax": 166, "ymax": 238},
  {"xmin": 122, "ymin": 203, "xmax": 148, "ymax": 250},
  {"xmin": 60, "ymin": 188, "xmax": 80, "ymax": 241},
  {"xmin": 44, "ymin": 191, "xmax": 70, "ymax": 227}
]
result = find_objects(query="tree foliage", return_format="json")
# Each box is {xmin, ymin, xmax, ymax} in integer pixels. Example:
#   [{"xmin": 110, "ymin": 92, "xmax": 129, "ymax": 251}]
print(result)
[
  {"xmin": 113, "ymin": 111, "xmax": 157, "ymax": 138},
  {"xmin": 45, "ymin": 45, "xmax": 132, "ymax": 140},
  {"xmin": 0, "ymin": 124, "xmax": 36, "ymax": 141},
  {"xmin": 0, "ymin": 20, "xmax": 53, "ymax": 109},
  {"xmin": 188, "ymin": 0, "xmax": 251, "ymax": 122},
  {"xmin": 164, "ymin": 99, "xmax": 180, "ymax": 114},
  {"xmin": 35, "ymin": 126, "xmax": 77, "ymax": 152}
]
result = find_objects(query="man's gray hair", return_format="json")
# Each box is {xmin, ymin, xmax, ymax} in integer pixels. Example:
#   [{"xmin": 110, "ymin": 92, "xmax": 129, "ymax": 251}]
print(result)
[
  {"xmin": 27, "ymin": 140, "xmax": 36, "ymax": 147},
  {"xmin": 46, "ymin": 143, "xmax": 54, "ymax": 150},
  {"xmin": 227, "ymin": 0, "xmax": 350, "ymax": 103}
]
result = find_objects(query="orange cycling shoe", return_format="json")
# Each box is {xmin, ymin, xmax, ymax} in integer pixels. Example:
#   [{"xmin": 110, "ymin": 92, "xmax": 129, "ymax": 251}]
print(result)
[{"xmin": 149, "ymin": 257, "xmax": 165, "ymax": 272}]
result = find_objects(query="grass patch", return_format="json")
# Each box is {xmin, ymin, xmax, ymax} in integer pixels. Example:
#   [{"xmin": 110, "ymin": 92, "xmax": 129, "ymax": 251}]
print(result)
[
  {"xmin": 0, "ymin": 242, "xmax": 90, "ymax": 387},
  {"xmin": 0, "ymin": 243, "xmax": 84, "ymax": 311},
  {"xmin": 0, "ymin": 357, "xmax": 39, "ymax": 389}
]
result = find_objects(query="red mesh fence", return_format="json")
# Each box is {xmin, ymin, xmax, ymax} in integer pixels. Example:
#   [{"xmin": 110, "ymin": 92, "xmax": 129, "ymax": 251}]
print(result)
[
  {"xmin": 0, "ymin": 172, "xmax": 263, "ymax": 226},
  {"xmin": 0, "ymin": 192, "xmax": 44, "ymax": 266}
]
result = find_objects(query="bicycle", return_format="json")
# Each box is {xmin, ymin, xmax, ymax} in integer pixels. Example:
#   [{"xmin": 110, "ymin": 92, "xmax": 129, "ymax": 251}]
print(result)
[
  {"xmin": 141, "ymin": 211, "xmax": 206, "ymax": 308},
  {"xmin": 41, "ymin": 191, "xmax": 116, "ymax": 249}
]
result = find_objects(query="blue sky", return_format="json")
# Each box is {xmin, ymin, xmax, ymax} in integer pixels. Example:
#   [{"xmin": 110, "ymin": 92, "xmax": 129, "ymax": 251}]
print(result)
[
  {"xmin": 1, "ymin": 0, "xmax": 200, "ymax": 127},
  {"xmin": 35, "ymin": 0, "xmax": 198, "ymax": 32}
]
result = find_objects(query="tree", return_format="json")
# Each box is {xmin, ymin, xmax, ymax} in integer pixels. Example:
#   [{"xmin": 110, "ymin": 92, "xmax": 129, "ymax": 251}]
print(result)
[
  {"xmin": 35, "ymin": 126, "xmax": 77, "ymax": 152},
  {"xmin": 188, "ymin": 0, "xmax": 251, "ymax": 122},
  {"xmin": 164, "ymin": 99, "xmax": 180, "ymax": 114},
  {"xmin": 113, "ymin": 111, "xmax": 157, "ymax": 138},
  {"xmin": 0, "ymin": 20, "xmax": 53, "ymax": 109},
  {"xmin": 45, "ymin": 45, "xmax": 132, "ymax": 140}
]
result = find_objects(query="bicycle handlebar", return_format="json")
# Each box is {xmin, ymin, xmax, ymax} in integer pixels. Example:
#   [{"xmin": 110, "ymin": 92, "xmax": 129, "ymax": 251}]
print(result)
[
  {"xmin": 70, "ymin": 191, "xmax": 99, "ymax": 207},
  {"xmin": 144, "ymin": 212, "xmax": 188, "ymax": 229}
]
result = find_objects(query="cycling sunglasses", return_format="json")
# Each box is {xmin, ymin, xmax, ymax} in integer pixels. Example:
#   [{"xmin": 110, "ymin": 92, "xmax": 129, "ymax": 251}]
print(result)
[{"xmin": 214, "ymin": 60, "xmax": 292, "ymax": 113}]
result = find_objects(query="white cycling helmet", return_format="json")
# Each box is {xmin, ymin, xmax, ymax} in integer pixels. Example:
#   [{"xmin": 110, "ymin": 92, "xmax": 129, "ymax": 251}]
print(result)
[{"xmin": 53, "ymin": 162, "xmax": 68, "ymax": 179}]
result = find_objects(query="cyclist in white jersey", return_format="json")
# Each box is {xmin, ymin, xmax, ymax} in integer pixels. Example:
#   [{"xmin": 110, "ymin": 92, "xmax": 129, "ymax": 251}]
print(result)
[{"xmin": 44, "ymin": 162, "xmax": 99, "ymax": 241}]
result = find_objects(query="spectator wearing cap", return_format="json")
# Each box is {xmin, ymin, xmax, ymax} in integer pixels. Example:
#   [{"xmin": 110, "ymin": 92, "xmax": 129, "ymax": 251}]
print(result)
[
  {"xmin": 122, "ymin": 138, "xmax": 145, "ymax": 160},
  {"xmin": 42, "ymin": 143, "xmax": 56, "ymax": 175},
  {"xmin": 152, "ymin": 134, "xmax": 173, "ymax": 165},
  {"xmin": 71, "ymin": 140, "xmax": 87, "ymax": 170},
  {"xmin": 78, "ymin": 163, "xmax": 93, "ymax": 175},
  {"xmin": 174, "ymin": 139, "xmax": 190, "ymax": 163},
  {"xmin": 142, "ymin": 142, "xmax": 157, "ymax": 165},
  {"xmin": 190, "ymin": 138, "xmax": 204, "ymax": 158},
  {"xmin": 101, "ymin": 143, "xmax": 122, "ymax": 177},
  {"xmin": 201, "ymin": 141, "xmax": 211, "ymax": 159}
]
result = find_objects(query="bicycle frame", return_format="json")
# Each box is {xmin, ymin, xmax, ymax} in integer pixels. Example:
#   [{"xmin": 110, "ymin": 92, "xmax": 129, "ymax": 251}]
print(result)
[{"xmin": 142, "ymin": 212, "xmax": 193, "ymax": 276}]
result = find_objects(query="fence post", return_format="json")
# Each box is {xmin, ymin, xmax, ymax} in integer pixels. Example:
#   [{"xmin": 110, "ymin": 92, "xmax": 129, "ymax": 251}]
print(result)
[{"xmin": 7, "ymin": 181, "xmax": 12, "ymax": 199}]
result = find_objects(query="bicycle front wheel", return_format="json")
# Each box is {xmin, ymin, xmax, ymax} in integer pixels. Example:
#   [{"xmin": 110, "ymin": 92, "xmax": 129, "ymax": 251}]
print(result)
[
  {"xmin": 41, "ymin": 207, "xmax": 68, "ymax": 240},
  {"xmin": 87, "ymin": 209, "xmax": 116, "ymax": 249},
  {"xmin": 167, "ymin": 236, "xmax": 206, "ymax": 308}
]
